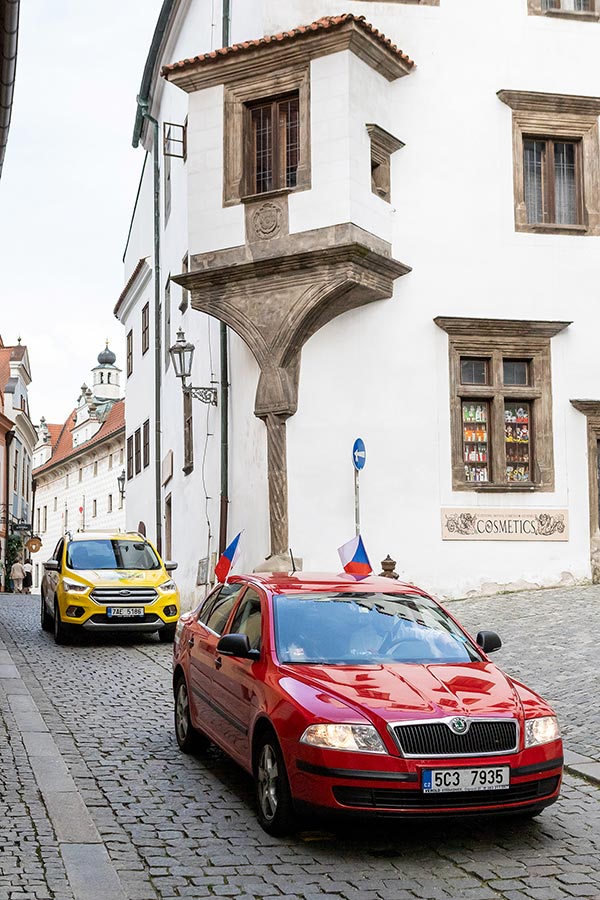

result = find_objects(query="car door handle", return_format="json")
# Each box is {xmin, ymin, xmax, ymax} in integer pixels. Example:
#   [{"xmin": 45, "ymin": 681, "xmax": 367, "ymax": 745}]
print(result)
[
  {"xmin": 187, "ymin": 637, "xmax": 195, "ymax": 647},
  {"xmin": 215, "ymin": 656, "xmax": 223, "ymax": 670}
]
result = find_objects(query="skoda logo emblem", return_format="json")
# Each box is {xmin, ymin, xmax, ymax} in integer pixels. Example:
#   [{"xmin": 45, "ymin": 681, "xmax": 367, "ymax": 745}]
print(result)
[{"xmin": 449, "ymin": 717, "xmax": 469, "ymax": 735}]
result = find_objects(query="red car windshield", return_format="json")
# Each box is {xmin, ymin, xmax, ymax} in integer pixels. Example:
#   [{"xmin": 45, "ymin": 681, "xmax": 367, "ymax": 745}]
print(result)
[{"xmin": 272, "ymin": 591, "xmax": 482, "ymax": 665}]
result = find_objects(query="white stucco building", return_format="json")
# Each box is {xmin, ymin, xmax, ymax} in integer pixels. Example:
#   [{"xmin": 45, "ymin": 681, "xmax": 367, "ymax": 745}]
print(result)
[
  {"xmin": 31, "ymin": 345, "xmax": 126, "ymax": 589},
  {"xmin": 0, "ymin": 336, "xmax": 36, "ymax": 589},
  {"xmin": 117, "ymin": 0, "xmax": 600, "ymax": 605}
]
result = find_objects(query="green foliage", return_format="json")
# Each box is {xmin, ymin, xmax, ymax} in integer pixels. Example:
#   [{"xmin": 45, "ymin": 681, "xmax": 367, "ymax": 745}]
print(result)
[{"xmin": 6, "ymin": 534, "xmax": 23, "ymax": 574}]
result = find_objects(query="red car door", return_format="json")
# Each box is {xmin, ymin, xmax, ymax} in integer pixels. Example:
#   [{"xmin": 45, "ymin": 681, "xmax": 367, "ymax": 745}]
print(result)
[
  {"xmin": 209, "ymin": 587, "xmax": 266, "ymax": 768},
  {"xmin": 187, "ymin": 583, "xmax": 245, "ymax": 740}
]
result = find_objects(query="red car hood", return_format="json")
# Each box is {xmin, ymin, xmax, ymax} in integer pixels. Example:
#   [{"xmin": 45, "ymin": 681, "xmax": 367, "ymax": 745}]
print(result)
[{"xmin": 285, "ymin": 661, "xmax": 523, "ymax": 724}]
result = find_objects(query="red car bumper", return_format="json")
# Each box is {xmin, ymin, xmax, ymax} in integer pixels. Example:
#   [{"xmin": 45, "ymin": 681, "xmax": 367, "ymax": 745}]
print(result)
[{"xmin": 285, "ymin": 740, "xmax": 563, "ymax": 817}]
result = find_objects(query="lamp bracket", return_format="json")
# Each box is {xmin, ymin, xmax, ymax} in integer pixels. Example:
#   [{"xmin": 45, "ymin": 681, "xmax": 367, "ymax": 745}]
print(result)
[{"xmin": 184, "ymin": 384, "xmax": 218, "ymax": 406}]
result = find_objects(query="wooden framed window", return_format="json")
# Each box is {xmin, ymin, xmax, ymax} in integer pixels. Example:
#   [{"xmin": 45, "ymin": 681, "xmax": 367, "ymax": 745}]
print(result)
[
  {"xmin": 126, "ymin": 330, "xmax": 133, "ymax": 377},
  {"xmin": 435, "ymin": 317, "xmax": 570, "ymax": 492},
  {"xmin": 142, "ymin": 303, "xmax": 150, "ymax": 355},
  {"xmin": 246, "ymin": 93, "xmax": 300, "ymax": 195},
  {"xmin": 529, "ymin": 0, "xmax": 599, "ymax": 17},
  {"xmin": 498, "ymin": 90, "xmax": 600, "ymax": 235},
  {"xmin": 183, "ymin": 391, "xmax": 193, "ymax": 475},
  {"xmin": 134, "ymin": 428, "xmax": 142, "ymax": 475},
  {"xmin": 523, "ymin": 138, "xmax": 582, "ymax": 226},
  {"xmin": 143, "ymin": 419, "xmax": 150, "ymax": 469},
  {"xmin": 92, "ymin": 499, "xmax": 97, "ymax": 518},
  {"xmin": 127, "ymin": 435, "xmax": 134, "ymax": 480}
]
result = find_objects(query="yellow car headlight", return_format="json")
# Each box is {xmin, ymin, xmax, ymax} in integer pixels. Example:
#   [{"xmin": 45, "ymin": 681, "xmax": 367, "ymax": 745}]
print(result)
[
  {"xmin": 62, "ymin": 578, "xmax": 88, "ymax": 594},
  {"xmin": 159, "ymin": 578, "xmax": 177, "ymax": 592}
]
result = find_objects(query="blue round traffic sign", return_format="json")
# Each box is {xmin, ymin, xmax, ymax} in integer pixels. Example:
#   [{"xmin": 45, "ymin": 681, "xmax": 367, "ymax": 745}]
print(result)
[{"xmin": 352, "ymin": 438, "xmax": 366, "ymax": 471}]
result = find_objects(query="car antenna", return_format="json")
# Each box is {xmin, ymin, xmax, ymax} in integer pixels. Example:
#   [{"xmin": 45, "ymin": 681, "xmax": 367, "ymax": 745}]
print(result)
[{"xmin": 289, "ymin": 548, "xmax": 296, "ymax": 574}]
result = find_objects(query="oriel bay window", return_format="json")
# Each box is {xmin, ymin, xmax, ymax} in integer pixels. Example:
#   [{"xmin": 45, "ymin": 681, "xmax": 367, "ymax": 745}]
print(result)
[
  {"xmin": 435, "ymin": 318, "xmax": 570, "ymax": 492},
  {"xmin": 247, "ymin": 93, "xmax": 300, "ymax": 195}
]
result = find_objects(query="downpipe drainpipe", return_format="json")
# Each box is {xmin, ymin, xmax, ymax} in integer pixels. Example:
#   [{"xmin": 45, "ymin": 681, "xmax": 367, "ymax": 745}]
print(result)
[
  {"xmin": 219, "ymin": 1, "xmax": 231, "ymax": 556},
  {"xmin": 137, "ymin": 99, "xmax": 163, "ymax": 554},
  {"xmin": 3, "ymin": 431, "xmax": 14, "ymax": 589}
]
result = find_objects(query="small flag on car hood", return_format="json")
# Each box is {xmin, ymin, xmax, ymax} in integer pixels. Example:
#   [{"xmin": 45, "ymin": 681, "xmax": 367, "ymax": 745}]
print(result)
[
  {"xmin": 215, "ymin": 532, "xmax": 242, "ymax": 583},
  {"xmin": 337, "ymin": 535, "xmax": 372, "ymax": 577}
]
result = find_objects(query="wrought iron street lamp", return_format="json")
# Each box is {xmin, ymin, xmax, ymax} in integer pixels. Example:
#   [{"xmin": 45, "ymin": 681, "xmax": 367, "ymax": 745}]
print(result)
[
  {"xmin": 117, "ymin": 469, "xmax": 126, "ymax": 502},
  {"xmin": 169, "ymin": 328, "xmax": 218, "ymax": 405}
]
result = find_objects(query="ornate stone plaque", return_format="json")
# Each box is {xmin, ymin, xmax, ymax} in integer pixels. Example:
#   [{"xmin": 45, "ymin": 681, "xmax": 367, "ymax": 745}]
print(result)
[{"xmin": 441, "ymin": 508, "xmax": 569, "ymax": 541}]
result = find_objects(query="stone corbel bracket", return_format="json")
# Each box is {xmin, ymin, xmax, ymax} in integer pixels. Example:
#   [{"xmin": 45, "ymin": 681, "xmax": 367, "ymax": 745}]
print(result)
[{"xmin": 173, "ymin": 223, "xmax": 409, "ymax": 556}]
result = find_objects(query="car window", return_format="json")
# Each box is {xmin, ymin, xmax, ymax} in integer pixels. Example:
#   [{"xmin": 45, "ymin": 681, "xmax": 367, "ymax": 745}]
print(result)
[
  {"xmin": 202, "ymin": 583, "xmax": 244, "ymax": 635},
  {"xmin": 273, "ymin": 591, "xmax": 482, "ymax": 665},
  {"xmin": 53, "ymin": 540, "xmax": 64, "ymax": 569},
  {"xmin": 66, "ymin": 539, "xmax": 161, "ymax": 570},
  {"xmin": 228, "ymin": 588, "xmax": 262, "ymax": 651}
]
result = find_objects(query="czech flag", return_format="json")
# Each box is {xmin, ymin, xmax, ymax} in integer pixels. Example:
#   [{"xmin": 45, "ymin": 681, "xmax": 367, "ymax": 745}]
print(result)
[
  {"xmin": 337, "ymin": 535, "xmax": 372, "ymax": 577},
  {"xmin": 215, "ymin": 532, "xmax": 242, "ymax": 583}
]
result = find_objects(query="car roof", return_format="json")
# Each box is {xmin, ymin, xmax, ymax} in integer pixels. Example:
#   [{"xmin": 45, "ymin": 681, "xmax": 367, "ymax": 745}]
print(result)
[
  {"xmin": 229, "ymin": 572, "xmax": 430, "ymax": 596},
  {"xmin": 68, "ymin": 532, "xmax": 148, "ymax": 542}
]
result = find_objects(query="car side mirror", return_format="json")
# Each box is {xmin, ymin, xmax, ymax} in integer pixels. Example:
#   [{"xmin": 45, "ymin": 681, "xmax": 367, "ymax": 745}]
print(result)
[
  {"xmin": 43, "ymin": 559, "xmax": 60, "ymax": 572},
  {"xmin": 217, "ymin": 633, "xmax": 260, "ymax": 660},
  {"xmin": 165, "ymin": 561, "xmax": 178, "ymax": 572},
  {"xmin": 476, "ymin": 630, "xmax": 502, "ymax": 654}
]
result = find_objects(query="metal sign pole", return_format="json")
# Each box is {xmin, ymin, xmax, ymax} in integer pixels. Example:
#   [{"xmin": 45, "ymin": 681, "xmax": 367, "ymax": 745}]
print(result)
[{"xmin": 354, "ymin": 468, "xmax": 360, "ymax": 537}]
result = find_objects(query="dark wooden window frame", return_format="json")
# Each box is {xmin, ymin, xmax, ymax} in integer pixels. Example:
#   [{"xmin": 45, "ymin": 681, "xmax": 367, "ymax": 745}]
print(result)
[
  {"xmin": 143, "ymin": 419, "xmax": 150, "ymax": 469},
  {"xmin": 435, "ymin": 317, "xmax": 571, "ymax": 492},
  {"xmin": 141, "ymin": 303, "xmax": 150, "ymax": 355},
  {"xmin": 134, "ymin": 428, "xmax": 142, "ymax": 475},
  {"xmin": 126, "ymin": 330, "xmax": 133, "ymax": 377},
  {"xmin": 126, "ymin": 435, "xmax": 134, "ymax": 481},
  {"xmin": 528, "ymin": 0, "xmax": 599, "ymax": 19},
  {"xmin": 522, "ymin": 135, "xmax": 583, "ymax": 227},
  {"xmin": 244, "ymin": 92, "xmax": 300, "ymax": 197}
]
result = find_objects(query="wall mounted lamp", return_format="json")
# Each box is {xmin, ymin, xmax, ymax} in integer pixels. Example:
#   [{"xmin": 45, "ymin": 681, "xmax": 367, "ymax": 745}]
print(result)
[
  {"xmin": 117, "ymin": 469, "xmax": 126, "ymax": 502},
  {"xmin": 169, "ymin": 328, "xmax": 218, "ymax": 406}
]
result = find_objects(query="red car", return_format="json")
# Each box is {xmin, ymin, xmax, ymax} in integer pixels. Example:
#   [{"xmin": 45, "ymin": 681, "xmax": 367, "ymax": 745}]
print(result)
[{"xmin": 172, "ymin": 574, "xmax": 562, "ymax": 835}]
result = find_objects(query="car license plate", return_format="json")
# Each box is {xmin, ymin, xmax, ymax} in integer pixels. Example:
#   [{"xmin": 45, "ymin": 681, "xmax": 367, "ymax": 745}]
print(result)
[
  {"xmin": 106, "ymin": 607, "xmax": 145, "ymax": 618},
  {"xmin": 422, "ymin": 766, "xmax": 510, "ymax": 793}
]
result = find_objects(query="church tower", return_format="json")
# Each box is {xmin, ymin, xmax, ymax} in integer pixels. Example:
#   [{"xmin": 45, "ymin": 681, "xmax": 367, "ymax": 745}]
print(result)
[{"xmin": 92, "ymin": 342, "xmax": 121, "ymax": 402}]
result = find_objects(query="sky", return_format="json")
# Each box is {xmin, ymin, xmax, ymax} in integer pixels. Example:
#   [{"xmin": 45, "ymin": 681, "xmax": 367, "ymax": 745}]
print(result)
[{"xmin": 0, "ymin": 0, "xmax": 164, "ymax": 424}]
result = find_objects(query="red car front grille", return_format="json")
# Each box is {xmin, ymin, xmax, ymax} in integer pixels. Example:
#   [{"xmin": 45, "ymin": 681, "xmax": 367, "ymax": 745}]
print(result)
[
  {"xmin": 392, "ymin": 720, "xmax": 518, "ymax": 757},
  {"xmin": 333, "ymin": 776, "xmax": 559, "ymax": 810}
]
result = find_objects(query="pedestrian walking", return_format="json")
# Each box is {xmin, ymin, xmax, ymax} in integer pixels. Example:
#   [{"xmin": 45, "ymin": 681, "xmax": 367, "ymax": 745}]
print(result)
[
  {"xmin": 23, "ymin": 558, "xmax": 33, "ymax": 594},
  {"xmin": 10, "ymin": 558, "xmax": 25, "ymax": 594}
]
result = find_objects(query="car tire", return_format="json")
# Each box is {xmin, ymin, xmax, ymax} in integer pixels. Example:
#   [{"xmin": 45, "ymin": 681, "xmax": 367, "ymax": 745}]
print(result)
[
  {"xmin": 40, "ymin": 593, "xmax": 52, "ymax": 632},
  {"xmin": 255, "ymin": 730, "xmax": 296, "ymax": 837},
  {"xmin": 174, "ymin": 675, "xmax": 209, "ymax": 753},
  {"xmin": 159, "ymin": 624, "xmax": 177, "ymax": 643},
  {"xmin": 53, "ymin": 600, "xmax": 72, "ymax": 646}
]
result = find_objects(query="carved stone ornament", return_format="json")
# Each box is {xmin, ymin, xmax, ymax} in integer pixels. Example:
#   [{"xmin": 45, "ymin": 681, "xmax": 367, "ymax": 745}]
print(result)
[{"xmin": 253, "ymin": 202, "xmax": 282, "ymax": 240}]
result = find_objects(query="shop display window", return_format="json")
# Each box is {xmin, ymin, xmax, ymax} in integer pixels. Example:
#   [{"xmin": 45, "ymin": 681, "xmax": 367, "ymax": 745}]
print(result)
[
  {"xmin": 505, "ymin": 402, "xmax": 531, "ymax": 483},
  {"xmin": 462, "ymin": 401, "xmax": 489, "ymax": 483}
]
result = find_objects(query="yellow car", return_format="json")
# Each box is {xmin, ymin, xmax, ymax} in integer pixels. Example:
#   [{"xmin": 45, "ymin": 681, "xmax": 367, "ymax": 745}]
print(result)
[{"xmin": 41, "ymin": 531, "xmax": 180, "ymax": 645}]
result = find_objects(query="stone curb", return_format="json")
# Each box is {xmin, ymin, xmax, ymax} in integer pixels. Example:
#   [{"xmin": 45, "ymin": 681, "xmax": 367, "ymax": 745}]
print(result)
[
  {"xmin": 564, "ymin": 748, "xmax": 600, "ymax": 787},
  {"xmin": 0, "ymin": 633, "xmax": 128, "ymax": 900}
]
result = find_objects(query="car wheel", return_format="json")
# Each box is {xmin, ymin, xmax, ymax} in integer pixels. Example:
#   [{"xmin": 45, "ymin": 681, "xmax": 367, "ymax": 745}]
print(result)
[
  {"xmin": 255, "ymin": 730, "xmax": 295, "ymax": 836},
  {"xmin": 53, "ymin": 600, "xmax": 71, "ymax": 646},
  {"xmin": 40, "ymin": 592, "xmax": 52, "ymax": 632},
  {"xmin": 174, "ymin": 676, "xmax": 209, "ymax": 753},
  {"xmin": 159, "ymin": 624, "xmax": 177, "ymax": 643}
]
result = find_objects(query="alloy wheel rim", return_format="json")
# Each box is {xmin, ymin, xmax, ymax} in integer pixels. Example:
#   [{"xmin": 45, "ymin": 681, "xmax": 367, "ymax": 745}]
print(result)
[
  {"xmin": 176, "ymin": 683, "xmax": 189, "ymax": 742},
  {"xmin": 258, "ymin": 744, "xmax": 279, "ymax": 821}
]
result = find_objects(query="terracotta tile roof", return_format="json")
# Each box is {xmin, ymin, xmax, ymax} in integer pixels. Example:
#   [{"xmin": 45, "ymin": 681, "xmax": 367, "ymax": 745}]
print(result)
[
  {"xmin": 114, "ymin": 257, "xmax": 149, "ymax": 318},
  {"xmin": 161, "ymin": 14, "xmax": 415, "ymax": 76},
  {"xmin": 0, "ymin": 343, "xmax": 27, "ymax": 394},
  {"xmin": 33, "ymin": 399, "xmax": 125, "ymax": 476}
]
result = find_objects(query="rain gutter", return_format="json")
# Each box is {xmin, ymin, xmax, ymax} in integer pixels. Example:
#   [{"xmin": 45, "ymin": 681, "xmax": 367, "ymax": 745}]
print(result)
[
  {"xmin": 0, "ymin": 0, "xmax": 20, "ymax": 178},
  {"xmin": 219, "ymin": 2, "xmax": 231, "ymax": 555}
]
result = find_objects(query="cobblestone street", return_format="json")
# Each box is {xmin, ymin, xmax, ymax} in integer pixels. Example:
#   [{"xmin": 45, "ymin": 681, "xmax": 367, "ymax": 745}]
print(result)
[{"xmin": 1, "ymin": 586, "xmax": 600, "ymax": 900}]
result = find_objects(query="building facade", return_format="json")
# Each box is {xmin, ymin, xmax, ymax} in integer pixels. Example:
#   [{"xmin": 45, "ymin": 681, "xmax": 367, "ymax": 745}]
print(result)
[
  {"xmin": 0, "ymin": 337, "xmax": 36, "ymax": 590},
  {"xmin": 118, "ymin": 0, "xmax": 600, "ymax": 605},
  {"xmin": 31, "ymin": 345, "xmax": 126, "ymax": 590}
]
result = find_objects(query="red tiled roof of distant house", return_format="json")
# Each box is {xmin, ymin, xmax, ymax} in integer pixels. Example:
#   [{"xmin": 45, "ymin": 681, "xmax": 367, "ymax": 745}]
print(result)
[
  {"xmin": 33, "ymin": 400, "xmax": 125, "ymax": 476},
  {"xmin": 161, "ymin": 14, "xmax": 415, "ymax": 76},
  {"xmin": 0, "ymin": 344, "xmax": 28, "ymax": 394}
]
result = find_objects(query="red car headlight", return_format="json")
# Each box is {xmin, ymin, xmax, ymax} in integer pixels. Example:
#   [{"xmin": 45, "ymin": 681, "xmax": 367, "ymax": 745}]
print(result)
[
  {"xmin": 525, "ymin": 716, "xmax": 561, "ymax": 748},
  {"xmin": 300, "ymin": 723, "xmax": 387, "ymax": 754}
]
